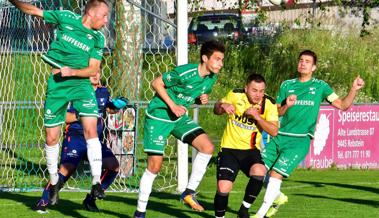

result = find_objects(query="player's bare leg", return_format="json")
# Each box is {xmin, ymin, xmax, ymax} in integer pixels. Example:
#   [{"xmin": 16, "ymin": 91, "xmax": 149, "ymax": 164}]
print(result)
[
  {"xmin": 180, "ymin": 133, "xmax": 214, "ymax": 212},
  {"xmin": 134, "ymin": 155, "xmax": 163, "ymax": 218}
]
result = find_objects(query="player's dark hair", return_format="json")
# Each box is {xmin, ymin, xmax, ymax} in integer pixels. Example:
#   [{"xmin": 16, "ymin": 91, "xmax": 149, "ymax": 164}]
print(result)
[
  {"xmin": 200, "ymin": 40, "xmax": 225, "ymax": 63},
  {"xmin": 85, "ymin": 0, "xmax": 109, "ymax": 14},
  {"xmin": 299, "ymin": 50, "xmax": 317, "ymax": 65},
  {"xmin": 246, "ymin": 73, "xmax": 266, "ymax": 85}
]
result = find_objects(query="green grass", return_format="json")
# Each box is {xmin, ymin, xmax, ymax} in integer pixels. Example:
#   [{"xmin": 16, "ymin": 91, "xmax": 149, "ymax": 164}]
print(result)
[{"xmin": 0, "ymin": 168, "xmax": 378, "ymax": 218}]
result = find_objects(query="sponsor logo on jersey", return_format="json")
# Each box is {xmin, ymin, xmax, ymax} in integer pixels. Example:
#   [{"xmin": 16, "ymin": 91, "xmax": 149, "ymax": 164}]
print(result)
[
  {"xmin": 61, "ymin": 34, "xmax": 90, "ymax": 52},
  {"xmin": 295, "ymin": 100, "xmax": 315, "ymax": 106},
  {"xmin": 278, "ymin": 157, "xmax": 289, "ymax": 167},
  {"xmin": 177, "ymin": 93, "xmax": 194, "ymax": 102},
  {"xmin": 234, "ymin": 114, "xmax": 256, "ymax": 125},
  {"xmin": 83, "ymin": 99, "xmax": 97, "ymax": 108},
  {"xmin": 232, "ymin": 114, "xmax": 258, "ymax": 130},
  {"xmin": 86, "ymin": 34, "xmax": 93, "ymax": 40}
]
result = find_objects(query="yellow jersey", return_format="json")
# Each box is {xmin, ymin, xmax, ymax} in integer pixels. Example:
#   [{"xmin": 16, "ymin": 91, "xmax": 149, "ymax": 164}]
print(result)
[{"xmin": 220, "ymin": 89, "xmax": 278, "ymax": 151}]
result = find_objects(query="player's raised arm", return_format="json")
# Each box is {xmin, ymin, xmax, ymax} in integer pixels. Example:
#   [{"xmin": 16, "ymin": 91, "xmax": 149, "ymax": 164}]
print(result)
[
  {"xmin": 331, "ymin": 75, "xmax": 365, "ymax": 111},
  {"xmin": 9, "ymin": 0, "xmax": 43, "ymax": 18}
]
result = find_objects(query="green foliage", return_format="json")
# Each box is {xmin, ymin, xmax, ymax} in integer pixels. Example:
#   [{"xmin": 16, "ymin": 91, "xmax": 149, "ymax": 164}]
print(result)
[{"xmin": 191, "ymin": 28, "xmax": 378, "ymax": 103}]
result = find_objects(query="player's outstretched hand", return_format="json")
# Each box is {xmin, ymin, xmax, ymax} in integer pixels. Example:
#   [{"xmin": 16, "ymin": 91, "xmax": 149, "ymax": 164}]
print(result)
[
  {"xmin": 221, "ymin": 103, "xmax": 235, "ymax": 115},
  {"xmin": 286, "ymin": 94, "xmax": 297, "ymax": 107},
  {"xmin": 352, "ymin": 75, "xmax": 365, "ymax": 91},
  {"xmin": 170, "ymin": 104, "xmax": 187, "ymax": 117},
  {"xmin": 199, "ymin": 94, "xmax": 209, "ymax": 105}
]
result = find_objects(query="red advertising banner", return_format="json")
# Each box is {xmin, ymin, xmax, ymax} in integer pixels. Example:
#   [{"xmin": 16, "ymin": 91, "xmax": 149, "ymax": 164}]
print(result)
[{"xmin": 305, "ymin": 105, "xmax": 379, "ymax": 169}]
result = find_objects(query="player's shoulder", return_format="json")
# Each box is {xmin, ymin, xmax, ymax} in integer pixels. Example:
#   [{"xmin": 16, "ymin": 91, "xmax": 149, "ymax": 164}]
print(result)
[
  {"xmin": 264, "ymin": 94, "xmax": 276, "ymax": 105},
  {"xmin": 174, "ymin": 63, "xmax": 198, "ymax": 74},
  {"xmin": 225, "ymin": 88, "xmax": 246, "ymax": 101},
  {"xmin": 93, "ymin": 29, "xmax": 106, "ymax": 40},
  {"xmin": 311, "ymin": 78, "xmax": 329, "ymax": 86},
  {"xmin": 231, "ymin": 88, "xmax": 244, "ymax": 94},
  {"xmin": 58, "ymin": 10, "xmax": 81, "ymax": 20},
  {"xmin": 281, "ymin": 78, "xmax": 297, "ymax": 86}
]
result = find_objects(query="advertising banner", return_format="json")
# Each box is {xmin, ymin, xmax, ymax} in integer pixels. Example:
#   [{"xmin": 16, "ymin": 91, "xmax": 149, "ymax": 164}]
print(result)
[{"xmin": 305, "ymin": 105, "xmax": 379, "ymax": 169}]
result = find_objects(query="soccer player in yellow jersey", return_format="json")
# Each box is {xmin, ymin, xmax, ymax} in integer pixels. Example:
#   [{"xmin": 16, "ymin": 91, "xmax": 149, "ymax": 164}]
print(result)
[{"xmin": 213, "ymin": 74, "xmax": 279, "ymax": 218}]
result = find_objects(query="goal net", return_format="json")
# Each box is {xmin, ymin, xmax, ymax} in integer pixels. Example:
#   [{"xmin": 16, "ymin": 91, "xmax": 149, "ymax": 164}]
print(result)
[{"xmin": 0, "ymin": 0, "xmax": 178, "ymax": 192}]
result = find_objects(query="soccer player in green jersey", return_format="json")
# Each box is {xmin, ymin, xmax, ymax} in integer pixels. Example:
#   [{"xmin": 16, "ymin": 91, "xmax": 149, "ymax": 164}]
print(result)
[
  {"xmin": 9, "ymin": 0, "xmax": 109, "ymax": 203},
  {"xmin": 134, "ymin": 40, "xmax": 225, "ymax": 218},
  {"xmin": 252, "ymin": 50, "xmax": 365, "ymax": 218}
]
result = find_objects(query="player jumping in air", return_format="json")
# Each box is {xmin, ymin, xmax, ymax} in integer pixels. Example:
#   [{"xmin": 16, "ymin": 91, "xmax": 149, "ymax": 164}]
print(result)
[
  {"xmin": 35, "ymin": 71, "xmax": 128, "ymax": 213},
  {"xmin": 134, "ymin": 40, "xmax": 225, "ymax": 218},
  {"xmin": 9, "ymin": 0, "xmax": 109, "ymax": 202},
  {"xmin": 252, "ymin": 50, "xmax": 365, "ymax": 218}
]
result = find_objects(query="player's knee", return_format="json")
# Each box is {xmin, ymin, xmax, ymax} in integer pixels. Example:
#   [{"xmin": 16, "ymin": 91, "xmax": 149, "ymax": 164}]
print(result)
[
  {"xmin": 193, "ymin": 137, "xmax": 214, "ymax": 154},
  {"xmin": 147, "ymin": 153, "xmax": 163, "ymax": 174},
  {"xmin": 199, "ymin": 143, "xmax": 214, "ymax": 154},
  {"xmin": 249, "ymin": 163, "xmax": 267, "ymax": 176},
  {"xmin": 147, "ymin": 165, "xmax": 161, "ymax": 174},
  {"xmin": 103, "ymin": 157, "xmax": 120, "ymax": 171},
  {"xmin": 46, "ymin": 135, "xmax": 59, "ymax": 145},
  {"xmin": 83, "ymin": 128, "xmax": 98, "ymax": 139},
  {"xmin": 217, "ymin": 181, "xmax": 233, "ymax": 193},
  {"xmin": 185, "ymin": 130, "xmax": 214, "ymax": 154}
]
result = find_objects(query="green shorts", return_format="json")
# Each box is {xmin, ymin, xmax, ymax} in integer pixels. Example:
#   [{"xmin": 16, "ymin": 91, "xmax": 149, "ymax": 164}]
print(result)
[
  {"xmin": 261, "ymin": 134, "xmax": 310, "ymax": 177},
  {"xmin": 143, "ymin": 109, "xmax": 204, "ymax": 154},
  {"xmin": 44, "ymin": 73, "xmax": 98, "ymax": 127}
]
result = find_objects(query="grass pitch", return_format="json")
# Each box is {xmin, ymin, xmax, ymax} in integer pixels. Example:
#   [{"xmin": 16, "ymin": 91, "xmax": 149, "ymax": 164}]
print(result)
[{"xmin": 0, "ymin": 168, "xmax": 378, "ymax": 218}]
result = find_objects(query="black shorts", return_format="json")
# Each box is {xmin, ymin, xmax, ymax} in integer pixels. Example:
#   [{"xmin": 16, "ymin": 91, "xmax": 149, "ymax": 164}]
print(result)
[{"xmin": 216, "ymin": 148, "xmax": 264, "ymax": 182}]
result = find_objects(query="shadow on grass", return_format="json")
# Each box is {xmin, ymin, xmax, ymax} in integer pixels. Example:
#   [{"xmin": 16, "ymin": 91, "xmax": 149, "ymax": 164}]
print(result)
[
  {"xmin": 294, "ymin": 193, "xmax": 379, "ymax": 208},
  {"xmin": 293, "ymin": 180, "xmax": 379, "ymax": 208},
  {"xmin": 293, "ymin": 180, "xmax": 379, "ymax": 196},
  {"xmin": 0, "ymin": 192, "xmax": 130, "ymax": 218},
  {"xmin": 107, "ymin": 192, "xmax": 215, "ymax": 218}
]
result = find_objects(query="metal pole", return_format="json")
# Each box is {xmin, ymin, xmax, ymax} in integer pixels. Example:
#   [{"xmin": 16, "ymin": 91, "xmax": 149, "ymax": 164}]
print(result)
[{"xmin": 176, "ymin": 0, "xmax": 188, "ymax": 193}]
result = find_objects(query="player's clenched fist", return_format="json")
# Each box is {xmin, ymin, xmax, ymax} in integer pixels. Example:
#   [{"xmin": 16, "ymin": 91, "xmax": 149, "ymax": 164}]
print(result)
[
  {"xmin": 199, "ymin": 94, "xmax": 209, "ymax": 105},
  {"xmin": 352, "ymin": 75, "xmax": 364, "ymax": 91},
  {"xmin": 286, "ymin": 94, "xmax": 297, "ymax": 107}
]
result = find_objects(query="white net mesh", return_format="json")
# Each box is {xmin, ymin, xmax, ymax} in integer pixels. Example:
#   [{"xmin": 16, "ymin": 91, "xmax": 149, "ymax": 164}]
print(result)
[{"xmin": 0, "ymin": 0, "xmax": 178, "ymax": 192}]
